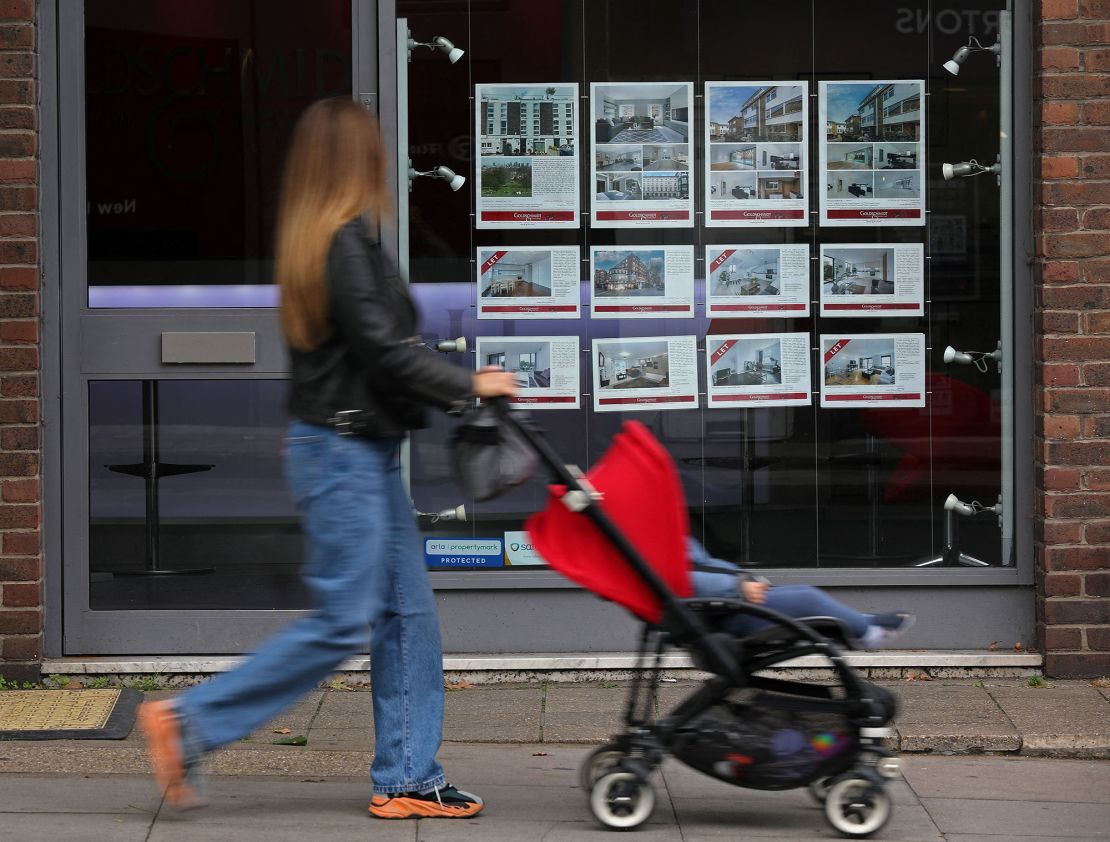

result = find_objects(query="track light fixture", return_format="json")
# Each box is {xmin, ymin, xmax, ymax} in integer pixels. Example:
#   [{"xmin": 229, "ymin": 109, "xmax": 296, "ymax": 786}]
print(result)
[
  {"xmin": 408, "ymin": 160, "xmax": 466, "ymax": 192},
  {"xmin": 941, "ymin": 157, "xmax": 1002, "ymax": 182},
  {"xmin": 407, "ymin": 31, "xmax": 464, "ymax": 64},
  {"xmin": 416, "ymin": 505, "xmax": 467, "ymax": 523},
  {"xmin": 943, "ymin": 37, "xmax": 1002, "ymax": 75},
  {"xmin": 943, "ymin": 341, "xmax": 1002, "ymax": 373},
  {"xmin": 944, "ymin": 493, "xmax": 1002, "ymax": 522}
]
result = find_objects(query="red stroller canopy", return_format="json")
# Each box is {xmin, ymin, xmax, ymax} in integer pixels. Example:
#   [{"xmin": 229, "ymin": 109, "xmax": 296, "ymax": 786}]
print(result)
[{"xmin": 525, "ymin": 422, "xmax": 691, "ymax": 624}]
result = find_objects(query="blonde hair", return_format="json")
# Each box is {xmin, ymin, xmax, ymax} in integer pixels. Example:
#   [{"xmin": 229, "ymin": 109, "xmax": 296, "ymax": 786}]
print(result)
[{"xmin": 275, "ymin": 98, "xmax": 391, "ymax": 350}]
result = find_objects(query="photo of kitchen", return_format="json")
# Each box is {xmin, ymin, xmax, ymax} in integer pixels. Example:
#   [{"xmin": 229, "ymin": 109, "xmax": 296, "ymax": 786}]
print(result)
[
  {"xmin": 826, "ymin": 142, "xmax": 873, "ymax": 170},
  {"xmin": 595, "ymin": 172, "xmax": 642, "ymax": 200},
  {"xmin": 594, "ymin": 84, "xmax": 690, "ymax": 143},
  {"xmin": 757, "ymin": 172, "xmax": 803, "ymax": 199},
  {"xmin": 823, "ymin": 337, "xmax": 896, "ymax": 386},
  {"xmin": 875, "ymin": 169, "xmax": 922, "ymax": 198},
  {"xmin": 826, "ymin": 173, "xmax": 874, "ymax": 199},
  {"xmin": 757, "ymin": 144, "xmax": 802, "ymax": 170},
  {"xmin": 481, "ymin": 340, "xmax": 553, "ymax": 389},
  {"xmin": 710, "ymin": 337, "xmax": 783, "ymax": 386},
  {"xmin": 479, "ymin": 251, "xmax": 553, "ymax": 298},
  {"xmin": 710, "ymin": 249, "xmax": 780, "ymax": 296},
  {"xmin": 708, "ymin": 84, "xmax": 805, "ymax": 144},
  {"xmin": 595, "ymin": 145, "xmax": 642, "ymax": 172},
  {"xmin": 593, "ymin": 250, "xmax": 665, "ymax": 296},
  {"xmin": 822, "ymin": 247, "xmax": 896, "ymax": 296},
  {"xmin": 644, "ymin": 144, "xmax": 688, "ymax": 171},
  {"xmin": 709, "ymin": 172, "xmax": 757, "ymax": 200},
  {"xmin": 876, "ymin": 143, "xmax": 919, "ymax": 169},
  {"xmin": 596, "ymin": 340, "xmax": 670, "ymax": 389}
]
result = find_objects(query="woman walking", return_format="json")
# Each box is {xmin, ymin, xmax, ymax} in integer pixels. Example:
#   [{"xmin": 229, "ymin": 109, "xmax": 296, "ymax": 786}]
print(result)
[{"xmin": 138, "ymin": 98, "xmax": 515, "ymax": 819}]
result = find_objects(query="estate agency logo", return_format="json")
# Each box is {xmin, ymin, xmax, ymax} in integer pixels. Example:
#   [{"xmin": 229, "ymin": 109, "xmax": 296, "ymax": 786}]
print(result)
[
  {"xmin": 504, "ymin": 532, "xmax": 544, "ymax": 566},
  {"xmin": 894, "ymin": 7, "xmax": 1001, "ymax": 35}
]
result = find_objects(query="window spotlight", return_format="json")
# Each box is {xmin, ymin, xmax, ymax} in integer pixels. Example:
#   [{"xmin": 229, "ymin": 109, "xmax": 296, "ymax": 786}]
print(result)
[
  {"xmin": 942, "ymin": 37, "xmax": 1001, "ymax": 75},
  {"xmin": 415, "ymin": 505, "xmax": 467, "ymax": 523},
  {"xmin": 407, "ymin": 31, "xmax": 464, "ymax": 64},
  {"xmin": 941, "ymin": 157, "xmax": 1001, "ymax": 181},
  {"xmin": 943, "ymin": 341, "xmax": 1002, "ymax": 373},
  {"xmin": 944, "ymin": 493, "xmax": 1002, "ymax": 520},
  {"xmin": 408, "ymin": 160, "xmax": 466, "ymax": 192},
  {"xmin": 434, "ymin": 336, "xmax": 467, "ymax": 353}
]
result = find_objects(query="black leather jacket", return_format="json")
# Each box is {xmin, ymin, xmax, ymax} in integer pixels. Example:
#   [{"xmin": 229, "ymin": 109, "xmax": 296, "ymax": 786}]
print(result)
[{"xmin": 285, "ymin": 218, "xmax": 473, "ymax": 438}]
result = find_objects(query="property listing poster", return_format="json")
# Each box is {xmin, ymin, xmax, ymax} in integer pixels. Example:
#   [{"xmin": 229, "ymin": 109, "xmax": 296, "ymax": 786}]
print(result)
[
  {"xmin": 474, "ymin": 335, "xmax": 580, "ymax": 409},
  {"xmin": 706, "ymin": 333, "xmax": 812, "ymax": 408},
  {"xmin": 819, "ymin": 243, "xmax": 924, "ymax": 317},
  {"xmin": 818, "ymin": 80, "xmax": 925, "ymax": 227},
  {"xmin": 475, "ymin": 84, "xmax": 579, "ymax": 229},
  {"xmin": 477, "ymin": 246, "xmax": 581, "ymax": 319},
  {"xmin": 590, "ymin": 245, "xmax": 695, "ymax": 319},
  {"xmin": 706, "ymin": 244, "xmax": 810, "ymax": 318},
  {"xmin": 704, "ymin": 82, "xmax": 809, "ymax": 227},
  {"xmin": 820, "ymin": 333, "xmax": 926, "ymax": 408},
  {"xmin": 590, "ymin": 82, "xmax": 694, "ymax": 228},
  {"xmin": 592, "ymin": 335, "xmax": 699, "ymax": 412}
]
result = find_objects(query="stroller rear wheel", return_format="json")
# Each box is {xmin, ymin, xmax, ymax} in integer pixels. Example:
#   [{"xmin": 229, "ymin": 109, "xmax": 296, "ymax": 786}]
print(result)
[
  {"xmin": 824, "ymin": 776, "xmax": 892, "ymax": 838},
  {"xmin": 580, "ymin": 744, "xmax": 627, "ymax": 791},
  {"xmin": 807, "ymin": 776, "xmax": 833, "ymax": 804},
  {"xmin": 590, "ymin": 771, "xmax": 655, "ymax": 830}
]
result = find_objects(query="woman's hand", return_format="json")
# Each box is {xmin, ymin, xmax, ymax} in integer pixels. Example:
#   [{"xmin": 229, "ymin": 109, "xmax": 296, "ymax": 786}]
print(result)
[
  {"xmin": 472, "ymin": 366, "xmax": 518, "ymax": 398},
  {"xmin": 740, "ymin": 580, "xmax": 769, "ymax": 604}
]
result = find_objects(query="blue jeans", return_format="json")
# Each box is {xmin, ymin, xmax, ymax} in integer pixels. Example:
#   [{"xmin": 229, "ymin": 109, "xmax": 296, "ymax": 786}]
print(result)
[
  {"xmin": 718, "ymin": 585, "xmax": 872, "ymax": 639},
  {"xmin": 175, "ymin": 422, "xmax": 447, "ymax": 795}
]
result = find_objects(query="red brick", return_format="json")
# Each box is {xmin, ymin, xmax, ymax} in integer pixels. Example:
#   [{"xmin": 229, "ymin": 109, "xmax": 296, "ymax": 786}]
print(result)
[
  {"xmin": 1043, "ymin": 231, "xmax": 1110, "ymax": 258},
  {"xmin": 1086, "ymin": 469, "xmax": 1110, "ymax": 490},
  {"xmin": 0, "ymin": 346, "xmax": 36, "ymax": 370},
  {"xmin": 1042, "ymin": 180, "xmax": 1110, "ymax": 207},
  {"xmin": 1080, "ymin": 0, "xmax": 1110, "ymax": 17},
  {"xmin": 1044, "ymin": 468, "xmax": 1082, "ymax": 493},
  {"xmin": 0, "ymin": 427, "xmax": 37, "ymax": 452},
  {"xmin": 1039, "ymin": 208, "xmax": 1080, "ymax": 232},
  {"xmin": 1044, "ymin": 0, "xmax": 1079, "ymax": 18},
  {"xmin": 0, "ymin": 1, "xmax": 32, "ymax": 22},
  {"xmin": 1087, "ymin": 47, "xmax": 1110, "ymax": 71},
  {"xmin": 0, "ymin": 320, "xmax": 36, "ymax": 343},
  {"xmin": 1081, "ymin": 260, "xmax": 1110, "ymax": 283},
  {"xmin": 1040, "ymin": 310, "xmax": 1081, "ymax": 333},
  {"xmin": 1044, "ymin": 492, "xmax": 1110, "ymax": 518},
  {"xmin": 0, "ymin": 52, "xmax": 32, "ymax": 78},
  {"xmin": 0, "ymin": 213, "xmax": 35, "ymax": 237},
  {"xmin": 1, "ymin": 634, "xmax": 40, "ymax": 660},
  {"xmin": 0, "ymin": 450, "xmax": 37, "ymax": 474},
  {"xmin": 0, "ymin": 25, "xmax": 32, "ymax": 49},
  {"xmin": 0, "ymin": 239, "xmax": 36, "ymax": 264},
  {"xmin": 1087, "ymin": 572, "xmax": 1110, "ymax": 596},
  {"xmin": 1040, "ymin": 413, "xmax": 1081, "ymax": 438},
  {"xmin": 1085, "ymin": 415, "xmax": 1110, "ymax": 437},
  {"xmin": 1081, "ymin": 154, "xmax": 1110, "ymax": 178},
  {"xmin": 1044, "ymin": 544, "xmax": 1110, "ymax": 570},
  {"xmin": 0, "ymin": 555, "xmax": 38, "ymax": 580},
  {"xmin": 1, "ymin": 478, "xmax": 37, "ymax": 501},
  {"xmin": 0, "ymin": 133, "xmax": 33, "ymax": 158},
  {"xmin": 0, "ymin": 107, "xmax": 33, "ymax": 131},
  {"xmin": 0, "ymin": 504, "xmax": 37, "ymax": 529},
  {"xmin": 0, "ymin": 293, "xmax": 37, "ymax": 318},
  {"xmin": 1086, "ymin": 628, "xmax": 1110, "ymax": 651},
  {"xmin": 1044, "ymin": 520, "xmax": 1084, "ymax": 544},
  {"xmin": 1043, "ymin": 100, "xmax": 1080, "ymax": 123},
  {"xmin": 0, "ymin": 608, "xmax": 40, "ymax": 635},
  {"xmin": 1085, "ymin": 315, "xmax": 1110, "ymax": 337},
  {"xmin": 0, "ymin": 374, "xmax": 36, "ymax": 397},
  {"xmin": 1045, "ymin": 573, "xmax": 1083, "ymax": 597},
  {"xmin": 1045, "ymin": 388, "xmax": 1110, "ymax": 413},
  {"xmin": 1087, "ymin": 520, "xmax": 1110, "ymax": 544},
  {"xmin": 1044, "ymin": 21, "xmax": 1110, "ymax": 45},
  {"xmin": 1043, "ymin": 336, "xmax": 1110, "ymax": 359},
  {"xmin": 1043, "ymin": 599, "xmax": 1110, "ymax": 624},
  {"xmin": 1042, "ymin": 363, "xmax": 1081, "ymax": 387},
  {"xmin": 1045, "ymin": 652, "xmax": 1110, "ymax": 678},
  {"xmin": 0, "ymin": 160, "xmax": 34, "ymax": 184},
  {"xmin": 1044, "ymin": 626, "xmax": 1082, "ymax": 649},
  {"xmin": 1, "ymin": 581, "xmax": 39, "ymax": 608},
  {"xmin": 1, "ymin": 532, "xmax": 38, "ymax": 559},
  {"xmin": 0, "ymin": 186, "xmax": 33, "ymax": 211},
  {"xmin": 1083, "ymin": 100, "xmax": 1110, "ymax": 125},
  {"xmin": 1042, "ymin": 75, "xmax": 1110, "ymax": 100},
  {"xmin": 0, "ymin": 79, "xmax": 32, "ymax": 105},
  {"xmin": 1044, "ymin": 47, "xmax": 1082, "ymax": 70},
  {"xmin": 1041, "ymin": 157, "xmax": 1080, "ymax": 180},
  {"xmin": 0, "ymin": 267, "xmax": 36, "ymax": 290}
]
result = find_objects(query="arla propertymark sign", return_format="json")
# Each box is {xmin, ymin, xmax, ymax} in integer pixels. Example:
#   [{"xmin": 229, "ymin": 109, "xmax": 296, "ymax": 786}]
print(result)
[{"xmin": 424, "ymin": 539, "xmax": 504, "ymax": 568}]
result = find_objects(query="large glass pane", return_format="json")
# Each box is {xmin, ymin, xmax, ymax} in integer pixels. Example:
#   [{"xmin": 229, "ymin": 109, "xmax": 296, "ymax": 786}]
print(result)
[{"xmin": 84, "ymin": 0, "xmax": 352, "ymax": 307}]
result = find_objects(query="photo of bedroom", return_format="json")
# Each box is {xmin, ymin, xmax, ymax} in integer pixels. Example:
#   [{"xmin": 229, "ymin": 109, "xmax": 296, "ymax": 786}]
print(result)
[
  {"xmin": 709, "ymin": 172, "xmax": 757, "ymax": 201},
  {"xmin": 479, "ymin": 251, "xmax": 553, "ymax": 298},
  {"xmin": 595, "ymin": 145, "xmax": 642, "ymax": 172},
  {"xmin": 593, "ymin": 250, "xmax": 665, "ymax": 296},
  {"xmin": 482, "ymin": 341, "xmax": 553, "ymax": 389},
  {"xmin": 710, "ymin": 249, "xmax": 780, "ymax": 296},
  {"xmin": 757, "ymin": 172, "xmax": 803, "ymax": 199},
  {"xmin": 875, "ymin": 170, "xmax": 922, "ymax": 198},
  {"xmin": 594, "ymin": 84, "xmax": 690, "ymax": 143},
  {"xmin": 596, "ymin": 340, "xmax": 670, "ymax": 389},
  {"xmin": 826, "ymin": 142, "xmax": 873, "ymax": 170},
  {"xmin": 823, "ymin": 337, "xmax": 896, "ymax": 386},
  {"xmin": 822, "ymin": 248, "xmax": 895, "ymax": 296},
  {"xmin": 595, "ymin": 172, "xmax": 642, "ymax": 201},
  {"xmin": 826, "ymin": 173, "xmax": 874, "ymax": 199},
  {"xmin": 710, "ymin": 338, "xmax": 783, "ymax": 386}
]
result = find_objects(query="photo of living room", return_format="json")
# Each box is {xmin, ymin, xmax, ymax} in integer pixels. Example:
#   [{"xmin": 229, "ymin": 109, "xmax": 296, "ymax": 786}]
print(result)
[
  {"xmin": 823, "ymin": 337, "xmax": 896, "ymax": 386},
  {"xmin": 757, "ymin": 172, "xmax": 802, "ymax": 200},
  {"xmin": 826, "ymin": 173, "xmax": 874, "ymax": 199},
  {"xmin": 710, "ymin": 337, "xmax": 783, "ymax": 386},
  {"xmin": 876, "ymin": 143, "xmax": 919, "ymax": 169},
  {"xmin": 480, "ymin": 157, "xmax": 532, "ymax": 197},
  {"xmin": 479, "ymin": 251, "xmax": 553, "ymax": 298},
  {"xmin": 875, "ymin": 170, "xmax": 921, "ymax": 199},
  {"xmin": 593, "ymin": 250, "xmax": 665, "ymax": 297},
  {"xmin": 710, "ymin": 249, "xmax": 780, "ymax": 297},
  {"xmin": 597, "ymin": 340, "xmax": 670, "ymax": 389},
  {"xmin": 596, "ymin": 172, "xmax": 642, "ymax": 201},
  {"xmin": 709, "ymin": 144, "xmax": 756, "ymax": 170},
  {"xmin": 594, "ymin": 84, "xmax": 690, "ymax": 143},
  {"xmin": 595, "ymin": 145, "xmax": 642, "ymax": 172},
  {"xmin": 822, "ymin": 248, "xmax": 895, "ymax": 296},
  {"xmin": 826, "ymin": 142, "xmax": 873, "ymax": 170},
  {"xmin": 482, "ymin": 341, "xmax": 553, "ymax": 389},
  {"xmin": 708, "ymin": 84, "xmax": 805, "ymax": 144},
  {"xmin": 644, "ymin": 144, "xmax": 688, "ymax": 171},
  {"xmin": 709, "ymin": 172, "xmax": 757, "ymax": 200}
]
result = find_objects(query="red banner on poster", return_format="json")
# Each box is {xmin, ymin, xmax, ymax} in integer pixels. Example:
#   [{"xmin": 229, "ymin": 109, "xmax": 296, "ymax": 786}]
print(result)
[
  {"xmin": 481, "ymin": 305, "xmax": 578, "ymax": 313},
  {"xmin": 826, "ymin": 209, "xmax": 921, "ymax": 220},
  {"xmin": 511, "ymin": 396, "xmax": 577, "ymax": 404},
  {"xmin": 480, "ymin": 211, "xmax": 576, "ymax": 223},
  {"xmin": 825, "ymin": 393, "xmax": 922, "ymax": 402},
  {"xmin": 594, "ymin": 210, "xmax": 689, "ymax": 222},
  {"xmin": 712, "ymin": 392, "xmax": 809, "ymax": 402},
  {"xmin": 712, "ymin": 303, "xmax": 807, "ymax": 312},
  {"xmin": 594, "ymin": 305, "xmax": 690, "ymax": 313},
  {"xmin": 824, "ymin": 303, "xmax": 919, "ymax": 311},
  {"xmin": 711, "ymin": 209, "xmax": 805, "ymax": 221},
  {"xmin": 598, "ymin": 395, "xmax": 696, "ymax": 405}
]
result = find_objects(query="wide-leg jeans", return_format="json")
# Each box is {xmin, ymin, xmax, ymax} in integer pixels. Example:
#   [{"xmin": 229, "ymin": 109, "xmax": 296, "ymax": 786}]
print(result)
[{"xmin": 175, "ymin": 421, "xmax": 447, "ymax": 795}]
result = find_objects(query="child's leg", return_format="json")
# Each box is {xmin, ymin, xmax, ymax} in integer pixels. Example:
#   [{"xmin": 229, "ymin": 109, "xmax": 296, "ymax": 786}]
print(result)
[{"xmin": 719, "ymin": 585, "xmax": 872, "ymax": 638}]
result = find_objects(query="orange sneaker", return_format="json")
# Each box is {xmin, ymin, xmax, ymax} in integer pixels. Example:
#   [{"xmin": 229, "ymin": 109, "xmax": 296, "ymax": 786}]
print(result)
[
  {"xmin": 369, "ymin": 784, "xmax": 484, "ymax": 819},
  {"xmin": 137, "ymin": 700, "xmax": 204, "ymax": 810}
]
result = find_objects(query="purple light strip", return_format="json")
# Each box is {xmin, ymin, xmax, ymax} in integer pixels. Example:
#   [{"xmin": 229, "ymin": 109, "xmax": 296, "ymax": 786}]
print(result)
[{"xmin": 88, "ymin": 285, "xmax": 281, "ymax": 309}]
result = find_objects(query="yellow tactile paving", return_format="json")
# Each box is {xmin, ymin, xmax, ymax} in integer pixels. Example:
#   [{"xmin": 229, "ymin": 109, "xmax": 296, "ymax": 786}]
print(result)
[{"xmin": 0, "ymin": 689, "xmax": 121, "ymax": 731}]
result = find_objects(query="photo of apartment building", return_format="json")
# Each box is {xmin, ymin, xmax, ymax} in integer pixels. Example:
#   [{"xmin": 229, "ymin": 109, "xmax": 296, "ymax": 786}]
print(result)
[
  {"xmin": 593, "ymin": 250, "xmax": 664, "ymax": 295},
  {"xmin": 822, "ymin": 248, "xmax": 895, "ymax": 296},
  {"xmin": 479, "ymin": 251, "xmax": 553, "ymax": 298},
  {"xmin": 479, "ymin": 86, "xmax": 576, "ymax": 156},
  {"xmin": 711, "ymin": 338, "xmax": 782, "ymax": 386},
  {"xmin": 709, "ymin": 84, "xmax": 805, "ymax": 143},
  {"xmin": 711, "ymin": 249, "xmax": 780, "ymax": 296},
  {"xmin": 825, "ymin": 82, "xmax": 921, "ymax": 143},
  {"xmin": 642, "ymin": 172, "xmax": 689, "ymax": 200}
]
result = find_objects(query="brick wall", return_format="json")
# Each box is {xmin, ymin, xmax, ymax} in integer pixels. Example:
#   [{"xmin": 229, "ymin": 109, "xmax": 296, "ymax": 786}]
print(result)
[
  {"xmin": 0, "ymin": 0, "xmax": 39, "ymax": 684},
  {"xmin": 1035, "ymin": 0, "xmax": 1110, "ymax": 678}
]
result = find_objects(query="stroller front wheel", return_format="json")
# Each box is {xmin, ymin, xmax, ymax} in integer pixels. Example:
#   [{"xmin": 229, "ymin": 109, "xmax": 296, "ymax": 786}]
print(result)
[
  {"xmin": 824, "ymin": 776, "xmax": 893, "ymax": 838},
  {"xmin": 807, "ymin": 776, "xmax": 833, "ymax": 804},
  {"xmin": 590, "ymin": 771, "xmax": 655, "ymax": 830}
]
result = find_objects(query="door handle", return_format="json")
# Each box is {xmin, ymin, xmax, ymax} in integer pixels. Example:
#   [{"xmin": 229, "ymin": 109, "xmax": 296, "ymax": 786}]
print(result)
[{"xmin": 161, "ymin": 332, "xmax": 256, "ymax": 364}]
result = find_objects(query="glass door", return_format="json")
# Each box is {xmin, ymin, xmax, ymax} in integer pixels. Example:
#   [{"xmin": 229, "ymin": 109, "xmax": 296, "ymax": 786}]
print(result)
[{"xmin": 60, "ymin": 1, "xmax": 378, "ymax": 653}]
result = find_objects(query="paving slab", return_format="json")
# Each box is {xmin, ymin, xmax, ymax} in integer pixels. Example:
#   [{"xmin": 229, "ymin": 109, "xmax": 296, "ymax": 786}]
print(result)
[
  {"xmin": 543, "ymin": 684, "xmax": 628, "ymax": 742},
  {"xmin": 889, "ymin": 683, "xmax": 1020, "ymax": 753},
  {"xmin": 246, "ymin": 690, "xmax": 324, "ymax": 743},
  {"xmin": 2, "ymin": 812, "xmax": 154, "ymax": 842},
  {"xmin": 987, "ymin": 684, "xmax": 1110, "ymax": 757},
  {"xmin": 310, "ymin": 689, "xmax": 374, "ymax": 728},
  {"xmin": 920, "ymin": 797, "xmax": 1110, "ymax": 838},
  {"xmin": 444, "ymin": 687, "xmax": 543, "ymax": 742},
  {"xmin": 303, "ymin": 725, "xmax": 372, "ymax": 751},
  {"xmin": 0, "ymin": 773, "xmax": 160, "ymax": 813},
  {"xmin": 901, "ymin": 755, "xmax": 1110, "ymax": 802},
  {"xmin": 436, "ymin": 743, "xmax": 585, "ymax": 788},
  {"xmin": 415, "ymin": 817, "xmax": 679, "ymax": 841}
]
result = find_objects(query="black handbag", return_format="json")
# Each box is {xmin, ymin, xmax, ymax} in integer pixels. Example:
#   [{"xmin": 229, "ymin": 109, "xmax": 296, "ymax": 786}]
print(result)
[{"xmin": 451, "ymin": 401, "xmax": 539, "ymax": 502}]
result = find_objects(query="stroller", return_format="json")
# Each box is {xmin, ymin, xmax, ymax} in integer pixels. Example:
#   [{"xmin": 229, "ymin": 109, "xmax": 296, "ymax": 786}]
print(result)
[{"xmin": 453, "ymin": 406, "xmax": 901, "ymax": 836}]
